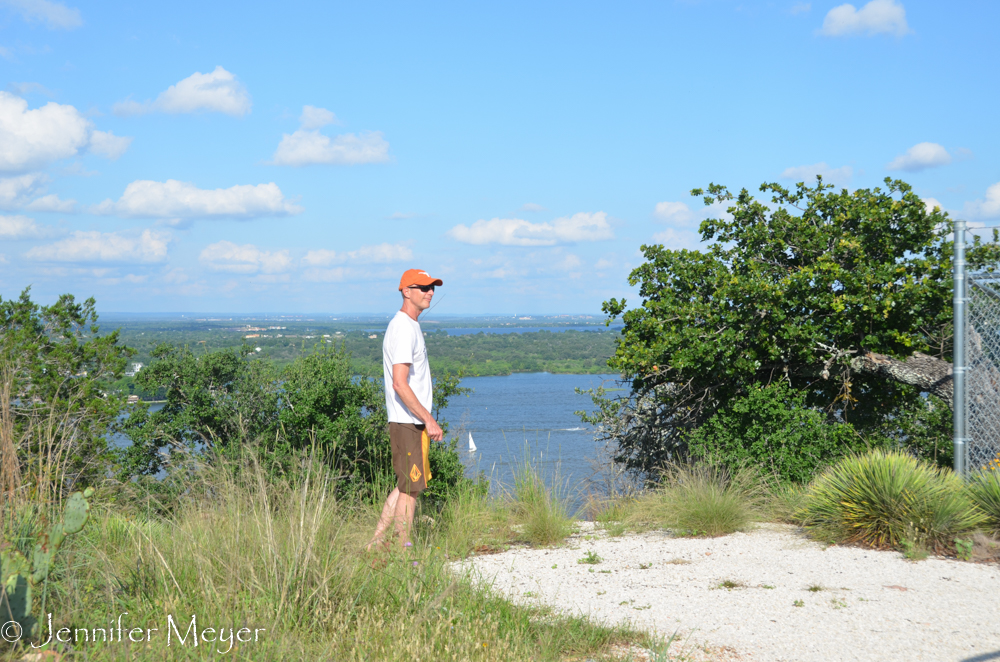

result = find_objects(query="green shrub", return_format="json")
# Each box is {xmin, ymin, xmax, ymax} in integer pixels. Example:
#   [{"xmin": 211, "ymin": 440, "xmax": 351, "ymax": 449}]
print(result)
[
  {"xmin": 628, "ymin": 463, "xmax": 764, "ymax": 537},
  {"xmin": 967, "ymin": 468, "xmax": 1000, "ymax": 536},
  {"xmin": 686, "ymin": 381, "xmax": 872, "ymax": 484},
  {"xmin": 802, "ymin": 450, "xmax": 986, "ymax": 551}
]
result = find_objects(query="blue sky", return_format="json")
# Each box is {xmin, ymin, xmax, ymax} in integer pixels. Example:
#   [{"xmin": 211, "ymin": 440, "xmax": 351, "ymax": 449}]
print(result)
[{"xmin": 1, "ymin": 0, "xmax": 998, "ymax": 315}]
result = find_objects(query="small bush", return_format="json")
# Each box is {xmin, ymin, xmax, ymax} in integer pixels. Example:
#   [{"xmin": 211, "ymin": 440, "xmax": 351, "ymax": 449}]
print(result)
[
  {"xmin": 967, "ymin": 467, "xmax": 1000, "ymax": 536},
  {"xmin": 802, "ymin": 450, "xmax": 987, "ymax": 551},
  {"xmin": 686, "ymin": 381, "xmax": 874, "ymax": 484},
  {"xmin": 627, "ymin": 463, "xmax": 764, "ymax": 537},
  {"xmin": 511, "ymin": 463, "xmax": 574, "ymax": 546}
]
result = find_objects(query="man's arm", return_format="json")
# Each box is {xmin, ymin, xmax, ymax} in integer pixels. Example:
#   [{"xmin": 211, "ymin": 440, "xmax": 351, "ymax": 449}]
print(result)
[{"xmin": 392, "ymin": 362, "xmax": 444, "ymax": 441}]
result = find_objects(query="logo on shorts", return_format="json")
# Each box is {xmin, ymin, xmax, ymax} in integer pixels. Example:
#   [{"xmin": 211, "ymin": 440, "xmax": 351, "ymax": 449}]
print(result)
[{"xmin": 409, "ymin": 464, "xmax": 422, "ymax": 483}]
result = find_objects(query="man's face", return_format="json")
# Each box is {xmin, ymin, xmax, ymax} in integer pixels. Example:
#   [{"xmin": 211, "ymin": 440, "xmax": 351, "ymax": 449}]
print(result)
[{"xmin": 404, "ymin": 284, "xmax": 435, "ymax": 311}]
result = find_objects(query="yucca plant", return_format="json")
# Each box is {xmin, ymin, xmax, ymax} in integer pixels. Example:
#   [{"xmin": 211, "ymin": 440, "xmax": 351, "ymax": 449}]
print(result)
[
  {"xmin": 802, "ymin": 450, "xmax": 986, "ymax": 551},
  {"xmin": 967, "ymin": 468, "xmax": 1000, "ymax": 536}
]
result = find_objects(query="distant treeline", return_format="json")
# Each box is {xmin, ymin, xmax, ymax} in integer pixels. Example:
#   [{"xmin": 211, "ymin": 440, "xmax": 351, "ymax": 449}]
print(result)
[{"xmin": 114, "ymin": 325, "xmax": 618, "ymax": 381}]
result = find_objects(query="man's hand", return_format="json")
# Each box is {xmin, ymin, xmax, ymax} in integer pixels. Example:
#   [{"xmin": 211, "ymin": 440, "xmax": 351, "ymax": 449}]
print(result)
[
  {"xmin": 425, "ymin": 419, "xmax": 444, "ymax": 442},
  {"xmin": 392, "ymin": 362, "xmax": 444, "ymax": 441}
]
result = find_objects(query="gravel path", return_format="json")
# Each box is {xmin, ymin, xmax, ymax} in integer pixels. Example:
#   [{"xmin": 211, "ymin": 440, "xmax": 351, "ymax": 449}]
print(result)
[{"xmin": 455, "ymin": 523, "xmax": 1000, "ymax": 662}]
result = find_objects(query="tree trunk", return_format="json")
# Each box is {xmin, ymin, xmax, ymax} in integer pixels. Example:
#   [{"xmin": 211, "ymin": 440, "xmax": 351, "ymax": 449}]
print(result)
[{"xmin": 850, "ymin": 351, "xmax": 954, "ymax": 407}]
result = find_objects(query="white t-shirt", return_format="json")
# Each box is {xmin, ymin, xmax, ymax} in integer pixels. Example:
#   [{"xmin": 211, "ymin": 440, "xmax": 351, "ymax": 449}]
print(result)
[{"xmin": 383, "ymin": 310, "xmax": 432, "ymax": 424}]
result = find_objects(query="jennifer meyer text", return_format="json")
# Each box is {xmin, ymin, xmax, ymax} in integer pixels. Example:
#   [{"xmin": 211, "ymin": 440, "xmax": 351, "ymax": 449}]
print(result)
[{"xmin": 20, "ymin": 613, "xmax": 265, "ymax": 654}]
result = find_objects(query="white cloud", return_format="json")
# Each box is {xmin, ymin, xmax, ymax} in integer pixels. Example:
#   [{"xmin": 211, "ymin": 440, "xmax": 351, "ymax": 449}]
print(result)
[
  {"xmin": 922, "ymin": 197, "xmax": 945, "ymax": 214},
  {"xmin": 0, "ymin": 92, "xmax": 90, "ymax": 172},
  {"xmin": 113, "ymin": 66, "xmax": 251, "ymax": 117},
  {"xmin": 791, "ymin": 2, "xmax": 811, "ymax": 14},
  {"xmin": 448, "ymin": 212, "xmax": 613, "ymax": 246},
  {"xmin": 964, "ymin": 182, "xmax": 1000, "ymax": 220},
  {"xmin": 886, "ymin": 142, "xmax": 951, "ymax": 172},
  {"xmin": 0, "ymin": 214, "xmax": 58, "ymax": 239},
  {"xmin": 781, "ymin": 162, "xmax": 853, "ymax": 187},
  {"xmin": 26, "ymin": 229, "xmax": 170, "ymax": 262},
  {"xmin": 88, "ymin": 130, "xmax": 133, "ymax": 160},
  {"xmin": 0, "ymin": 173, "xmax": 76, "ymax": 212},
  {"xmin": 300, "ymin": 105, "xmax": 338, "ymax": 129},
  {"xmin": 0, "ymin": 173, "xmax": 46, "ymax": 208},
  {"xmin": 95, "ymin": 179, "xmax": 302, "ymax": 220},
  {"xmin": 199, "ymin": 241, "xmax": 291, "ymax": 274},
  {"xmin": 820, "ymin": 0, "xmax": 909, "ymax": 37},
  {"xmin": 24, "ymin": 193, "xmax": 75, "ymax": 212},
  {"xmin": 303, "ymin": 242, "xmax": 413, "ymax": 267},
  {"xmin": 521, "ymin": 203, "xmax": 546, "ymax": 212},
  {"xmin": 0, "ymin": 93, "xmax": 132, "ymax": 172},
  {"xmin": 271, "ymin": 130, "xmax": 390, "ymax": 166},
  {"xmin": 1, "ymin": 0, "xmax": 82, "ymax": 30},
  {"xmin": 653, "ymin": 201, "xmax": 697, "ymax": 224}
]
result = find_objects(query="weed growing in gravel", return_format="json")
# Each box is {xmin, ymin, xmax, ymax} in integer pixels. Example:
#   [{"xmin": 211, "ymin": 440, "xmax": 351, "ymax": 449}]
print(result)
[
  {"xmin": 955, "ymin": 538, "xmax": 974, "ymax": 561},
  {"xmin": 902, "ymin": 536, "xmax": 929, "ymax": 561},
  {"xmin": 807, "ymin": 584, "xmax": 824, "ymax": 592},
  {"xmin": 831, "ymin": 598, "xmax": 848, "ymax": 609},
  {"xmin": 802, "ymin": 450, "xmax": 986, "ymax": 552},
  {"xmin": 578, "ymin": 550, "xmax": 602, "ymax": 564},
  {"xmin": 715, "ymin": 579, "xmax": 746, "ymax": 590},
  {"xmin": 794, "ymin": 600, "xmax": 805, "ymax": 607}
]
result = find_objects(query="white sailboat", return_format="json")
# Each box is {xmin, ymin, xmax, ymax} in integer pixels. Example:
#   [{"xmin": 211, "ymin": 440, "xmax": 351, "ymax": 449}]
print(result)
[{"xmin": 468, "ymin": 432, "xmax": 477, "ymax": 452}]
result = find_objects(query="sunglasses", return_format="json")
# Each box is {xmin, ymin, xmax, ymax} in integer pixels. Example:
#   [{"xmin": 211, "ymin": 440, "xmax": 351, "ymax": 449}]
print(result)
[{"xmin": 407, "ymin": 284, "xmax": 435, "ymax": 292}]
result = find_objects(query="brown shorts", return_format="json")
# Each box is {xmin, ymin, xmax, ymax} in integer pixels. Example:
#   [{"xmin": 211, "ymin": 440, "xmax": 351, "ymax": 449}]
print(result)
[{"xmin": 389, "ymin": 422, "xmax": 431, "ymax": 495}]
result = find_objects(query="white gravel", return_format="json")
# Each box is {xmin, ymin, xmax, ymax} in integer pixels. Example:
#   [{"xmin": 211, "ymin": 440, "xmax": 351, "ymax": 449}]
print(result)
[{"xmin": 455, "ymin": 523, "xmax": 1000, "ymax": 662}]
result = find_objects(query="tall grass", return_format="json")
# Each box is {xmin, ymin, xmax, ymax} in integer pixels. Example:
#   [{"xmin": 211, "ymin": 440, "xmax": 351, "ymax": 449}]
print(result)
[
  {"xmin": 9, "ymin": 451, "xmax": 648, "ymax": 660},
  {"xmin": 509, "ymin": 460, "xmax": 575, "ymax": 546},
  {"xmin": 802, "ymin": 450, "xmax": 987, "ymax": 551},
  {"xmin": 624, "ymin": 463, "xmax": 766, "ymax": 537}
]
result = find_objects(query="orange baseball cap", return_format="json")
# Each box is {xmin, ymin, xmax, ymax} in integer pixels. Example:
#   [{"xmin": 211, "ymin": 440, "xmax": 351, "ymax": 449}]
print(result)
[{"xmin": 398, "ymin": 269, "xmax": 443, "ymax": 291}]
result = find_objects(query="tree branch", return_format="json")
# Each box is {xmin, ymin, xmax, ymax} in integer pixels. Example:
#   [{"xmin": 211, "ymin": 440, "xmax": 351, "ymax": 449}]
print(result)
[{"xmin": 849, "ymin": 351, "xmax": 953, "ymax": 406}]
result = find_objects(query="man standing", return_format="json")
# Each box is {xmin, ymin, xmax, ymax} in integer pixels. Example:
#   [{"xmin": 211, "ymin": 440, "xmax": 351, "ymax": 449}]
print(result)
[{"xmin": 367, "ymin": 269, "xmax": 444, "ymax": 550}]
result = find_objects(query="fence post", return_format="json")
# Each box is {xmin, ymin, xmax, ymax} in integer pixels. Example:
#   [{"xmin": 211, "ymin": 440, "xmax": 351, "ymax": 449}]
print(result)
[{"xmin": 953, "ymin": 219, "xmax": 967, "ymax": 477}]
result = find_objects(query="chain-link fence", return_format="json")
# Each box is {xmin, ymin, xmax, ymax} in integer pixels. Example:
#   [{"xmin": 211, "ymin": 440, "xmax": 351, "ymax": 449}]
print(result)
[{"xmin": 966, "ymin": 272, "xmax": 1000, "ymax": 471}]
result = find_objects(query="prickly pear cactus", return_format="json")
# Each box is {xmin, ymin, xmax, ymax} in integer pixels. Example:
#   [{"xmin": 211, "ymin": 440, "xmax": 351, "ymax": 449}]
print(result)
[{"xmin": 0, "ymin": 487, "xmax": 94, "ymax": 641}]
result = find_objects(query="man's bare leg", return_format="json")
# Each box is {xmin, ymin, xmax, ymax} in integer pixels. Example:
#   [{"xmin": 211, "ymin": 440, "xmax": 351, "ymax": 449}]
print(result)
[
  {"xmin": 393, "ymin": 490, "xmax": 418, "ymax": 547},
  {"xmin": 366, "ymin": 488, "xmax": 400, "ymax": 551}
]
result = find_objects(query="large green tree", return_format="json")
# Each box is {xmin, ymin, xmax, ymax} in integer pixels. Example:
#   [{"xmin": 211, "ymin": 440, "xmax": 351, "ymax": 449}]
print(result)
[
  {"xmin": 0, "ymin": 288, "xmax": 132, "ymax": 496},
  {"xmin": 595, "ymin": 178, "xmax": 1000, "ymax": 476}
]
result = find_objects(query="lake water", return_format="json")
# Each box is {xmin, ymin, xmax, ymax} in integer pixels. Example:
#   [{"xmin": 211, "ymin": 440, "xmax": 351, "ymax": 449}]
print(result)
[
  {"xmin": 364, "ymin": 326, "xmax": 621, "ymax": 335},
  {"xmin": 439, "ymin": 372, "xmax": 622, "ymax": 511},
  {"xmin": 133, "ymin": 372, "xmax": 624, "ymax": 512}
]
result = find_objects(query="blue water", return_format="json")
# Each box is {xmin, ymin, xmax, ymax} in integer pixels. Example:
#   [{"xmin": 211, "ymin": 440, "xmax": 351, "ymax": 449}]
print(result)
[
  {"xmin": 435, "ymin": 326, "xmax": 619, "ymax": 336},
  {"xmin": 439, "ymin": 372, "xmax": 622, "ymax": 509},
  {"xmin": 365, "ymin": 326, "xmax": 620, "ymax": 335}
]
